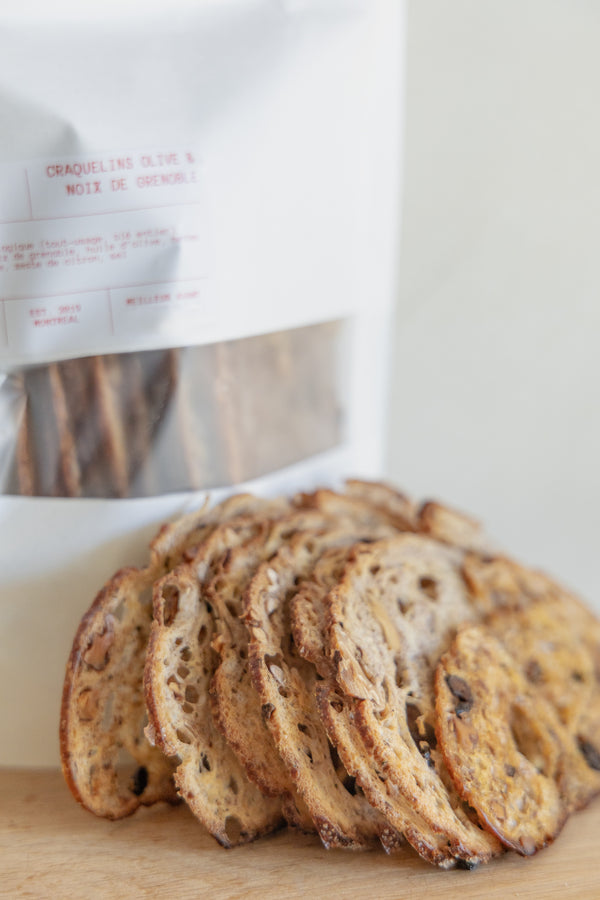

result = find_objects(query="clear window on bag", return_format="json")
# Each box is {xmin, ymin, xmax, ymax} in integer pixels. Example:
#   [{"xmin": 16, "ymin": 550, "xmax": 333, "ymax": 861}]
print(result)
[{"xmin": 0, "ymin": 320, "xmax": 344, "ymax": 498}]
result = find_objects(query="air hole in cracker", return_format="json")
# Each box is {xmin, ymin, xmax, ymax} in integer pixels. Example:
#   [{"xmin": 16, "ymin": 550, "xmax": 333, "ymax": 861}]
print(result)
[
  {"xmin": 184, "ymin": 685, "xmax": 199, "ymax": 704},
  {"xmin": 162, "ymin": 584, "xmax": 180, "ymax": 626},
  {"xmin": 342, "ymin": 774, "xmax": 357, "ymax": 796},
  {"xmin": 510, "ymin": 706, "xmax": 548, "ymax": 774},
  {"xmin": 180, "ymin": 646, "xmax": 192, "ymax": 661},
  {"xmin": 76, "ymin": 688, "xmax": 97, "ymax": 722},
  {"xmin": 229, "ymin": 776, "xmax": 239, "ymax": 796},
  {"xmin": 176, "ymin": 728, "xmax": 192, "ymax": 745},
  {"xmin": 130, "ymin": 765, "xmax": 148, "ymax": 797}
]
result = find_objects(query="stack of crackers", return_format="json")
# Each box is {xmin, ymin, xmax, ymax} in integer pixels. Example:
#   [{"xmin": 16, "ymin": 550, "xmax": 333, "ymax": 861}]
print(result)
[{"xmin": 60, "ymin": 481, "xmax": 600, "ymax": 869}]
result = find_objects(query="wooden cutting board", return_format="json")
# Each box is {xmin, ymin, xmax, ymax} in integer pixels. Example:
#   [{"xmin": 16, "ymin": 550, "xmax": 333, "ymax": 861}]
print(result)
[{"xmin": 3, "ymin": 769, "xmax": 599, "ymax": 899}]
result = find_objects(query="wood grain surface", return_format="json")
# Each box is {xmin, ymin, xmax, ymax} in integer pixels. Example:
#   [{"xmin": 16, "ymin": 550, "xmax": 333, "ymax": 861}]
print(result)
[{"xmin": 2, "ymin": 769, "xmax": 599, "ymax": 899}]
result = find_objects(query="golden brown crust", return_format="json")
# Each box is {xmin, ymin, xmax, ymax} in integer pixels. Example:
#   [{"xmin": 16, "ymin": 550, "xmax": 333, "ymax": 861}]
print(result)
[
  {"xmin": 143, "ymin": 501, "xmax": 293, "ymax": 846},
  {"xmin": 417, "ymin": 500, "xmax": 493, "ymax": 555},
  {"xmin": 244, "ymin": 522, "xmax": 404, "ymax": 852},
  {"xmin": 15, "ymin": 372, "xmax": 36, "ymax": 496},
  {"xmin": 48, "ymin": 362, "xmax": 82, "ymax": 497},
  {"xmin": 316, "ymin": 681, "xmax": 457, "ymax": 867},
  {"xmin": 207, "ymin": 511, "xmax": 331, "ymax": 804},
  {"xmin": 484, "ymin": 598, "xmax": 600, "ymax": 812},
  {"xmin": 145, "ymin": 556, "xmax": 284, "ymax": 846},
  {"xmin": 60, "ymin": 565, "xmax": 179, "ymax": 819},
  {"xmin": 91, "ymin": 355, "xmax": 129, "ymax": 498},
  {"xmin": 60, "ymin": 494, "xmax": 274, "ymax": 821},
  {"xmin": 324, "ymin": 535, "xmax": 503, "ymax": 866},
  {"xmin": 435, "ymin": 624, "xmax": 569, "ymax": 854}
]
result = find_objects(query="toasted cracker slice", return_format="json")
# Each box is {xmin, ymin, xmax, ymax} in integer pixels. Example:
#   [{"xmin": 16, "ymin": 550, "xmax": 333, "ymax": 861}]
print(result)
[
  {"xmin": 245, "ymin": 518, "xmax": 407, "ymax": 852},
  {"xmin": 485, "ymin": 597, "xmax": 600, "ymax": 812},
  {"xmin": 144, "ymin": 502, "xmax": 301, "ymax": 846},
  {"xmin": 461, "ymin": 552, "xmax": 563, "ymax": 614},
  {"xmin": 55, "ymin": 357, "xmax": 98, "ymax": 496},
  {"xmin": 416, "ymin": 500, "xmax": 494, "ymax": 555},
  {"xmin": 90, "ymin": 355, "xmax": 130, "ymax": 498},
  {"xmin": 461, "ymin": 551, "xmax": 600, "ymax": 809},
  {"xmin": 344, "ymin": 481, "xmax": 495, "ymax": 556},
  {"xmin": 311, "ymin": 480, "xmax": 417, "ymax": 534},
  {"xmin": 435, "ymin": 624, "xmax": 569, "ymax": 854},
  {"xmin": 324, "ymin": 535, "xmax": 503, "ymax": 866},
  {"xmin": 20, "ymin": 365, "xmax": 65, "ymax": 496},
  {"xmin": 14, "ymin": 372, "xmax": 36, "ymax": 496},
  {"xmin": 146, "ymin": 557, "xmax": 283, "ymax": 846},
  {"xmin": 290, "ymin": 546, "xmax": 350, "ymax": 681},
  {"xmin": 48, "ymin": 362, "xmax": 82, "ymax": 497},
  {"xmin": 316, "ymin": 680, "xmax": 460, "ymax": 868},
  {"xmin": 292, "ymin": 540, "xmax": 504, "ymax": 867},
  {"xmin": 60, "ymin": 493, "xmax": 274, "ymax": 820},
  {"xmin": 289, "ymin": 542, "xmax": 454, "ymax": 862},
  {"xmin": 287, "ymin": 482, "xmax": 419, "ymax": 684},
  {"xmin": 208, "ymin": 510, "xmax": 334, "ymax": 803}
]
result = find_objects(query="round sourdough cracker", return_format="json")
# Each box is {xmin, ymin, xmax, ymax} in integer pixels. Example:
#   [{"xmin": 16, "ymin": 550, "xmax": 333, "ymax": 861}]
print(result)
[
  {"xmin": 244, "ymin": 517, "xmax": 406, "ymax": 851},
  {"xmin": 290, "ymin": 544, "xmax": 465, "ymax": 866},
  {"xmin": 435, "ymin": 624, "xmax": 569, "ymax": 854},
  {"xmin": 316, "ymin": 680, "xmax": 460, "ymax": 867},
  {"xmin": 485, "ymin": 598, "xmax": 600, "ymax": 812},
  {"xmin": 416, "ymin": 500, "xmax": 494, "ymax": 555},
  {"xmin": 460, "ymin": 552, "xmax": 600, "ymax": 811},
  {"xmin": 461, "ymin": 552, "xmax": 567, "ymax": 614},
  {"xmin": 144, "ymin": 503, "xmax": 301, "ymax": 846},
  {"xmin": 60, "ymin": 493, "xmax": 280, "ymax": 820},
  {"xmin": 207, "ymin": 510, "xmax": 334, "ymax": 804},
  {"xmin": 324, "ymin": 535, "xmax": 502, "ymax": 866}
]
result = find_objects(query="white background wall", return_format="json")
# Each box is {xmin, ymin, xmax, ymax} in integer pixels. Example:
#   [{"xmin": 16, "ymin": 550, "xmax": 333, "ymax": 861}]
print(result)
[{"xmin": 386, "ymin": 1, "xmax": 600, "ymax": 609}]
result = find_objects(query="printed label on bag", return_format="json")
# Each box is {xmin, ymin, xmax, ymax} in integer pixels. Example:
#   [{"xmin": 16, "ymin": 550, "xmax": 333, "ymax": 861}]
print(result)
[{"xmin": 0, "ymin": 149, "xmax": 212, "ymax": 363}]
